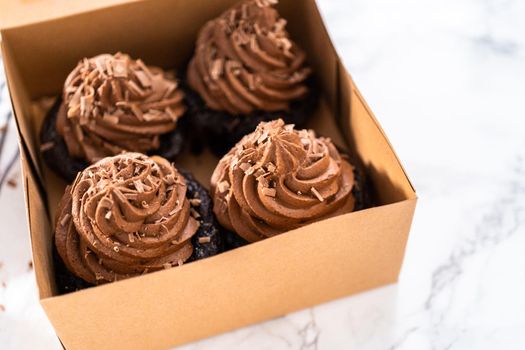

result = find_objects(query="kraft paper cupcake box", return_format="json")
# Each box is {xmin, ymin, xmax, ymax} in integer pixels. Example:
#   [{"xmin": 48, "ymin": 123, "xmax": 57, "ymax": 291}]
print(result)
[{"xmin": 1, "ymin": 0, "xmax": 417, "ymax": 349}]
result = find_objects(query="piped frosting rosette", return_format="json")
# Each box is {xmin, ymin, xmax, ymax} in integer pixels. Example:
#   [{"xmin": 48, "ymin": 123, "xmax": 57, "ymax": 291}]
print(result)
[
  {"xmin": 211, "ymin": 119, "xmax": 356, "ymax": 242},
  {"xmin": 55, "ymin": 153, "xmax": 199, "ymax": 284},
  {"xmin": 56, "ymin": 53, "xmax": 186, "ymax": 163},
  {"xmin": 187, "ymin": 0, "xmax": 311, "ymax": 115}
]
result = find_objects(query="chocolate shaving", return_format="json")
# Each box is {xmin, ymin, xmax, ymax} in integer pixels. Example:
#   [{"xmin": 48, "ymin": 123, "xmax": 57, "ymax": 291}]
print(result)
[
  {"xmin": 40, "ymin": 141, "xmax": 55, "ymax": 152},
  {"xmin": 198, "ymin": 236, "xmax": 211, "ymax": 244},
  {"xmin": 130, "ymin": 104, "xmax": 144, "ymax": 121},
  {"xmin": 210, "ymin": 59, "xmax": 224, "ymax": 80},
  {"xmin": 189, "ymin": 198, "xmax": 202, "ymax": 207},
  {"xmin": 126, "ymin": 80, "xmax": 147, "ymax": 97},
  {"xmin": 241, "ymin": 3, "xmax": 249, "ymax": 19},
  {"xmin": 124, "ymin": 193, "xmax": 138, "ymax": 201},
  {"xmin": 80, "ymin": 95, "xmax": 94, "ymax": 117},
  {"xmin": 190, "ymin": 208, "xmax": 201, "ymax": 219},
  {"xmin": 274, "ymin": 18, "xmax": 287, "ymax": 32},
  {"xmin": 112, "ymin": 59, "xmax": 128, "ymax": 78},
  {"xmin": 257, "ymin": 176, "xmax": 269, "ymax": 187},
  {"xmin": 284, "ymin": 124, "xmax": 295, "ymax": 132},
  {"xmin": 309, "ymin": 153, "xmax": 324, "ymax": 161},
  {"xmin": 102, "ymin": 114, "xmax": 119, "ymax": 124},
  {"xmin": 262, "ymin": 187, "xmax": 276, "ymax": 197},
  {"xmin": 162, "ymin": 81, "xmax": 178, "ymax": 100},
  {"xmin": 66, "ymin": 103, "xmax": 80, "ymax": 118},
  {"xmin": 266, "ymin": 162, "xmax": 276, "ymax": 173},
  {"xmin": 255, "ymin": 0, "xmax": 278, "ymax": 7},
  {"xmin": 217, "ymin": 181, "xmax": 230, "ymax": 193},
  {"xmin": 136, "ymin": 59, "xmax": 153, "ymax": 78},
  {"xmin": 311, "ymin": 187, "xmax": 324, "ymax": 202},
  {"xmin": 60, "ymin": 213, "xmax": 71, "ymax": 227},
  {"xmin": 134, "ymin": 180, "xmax": 145, "ymax": 192},
  {"xmin": 134, "ymin": 70, "xmax": 152, "ymax": 87},
  {"xmin": 164, "ymin": 174, "xmax": 176, "ymax": 185},
  {"xmin": 247, "ymin": 74, "xmax": 257, "ymax": 91},
  {"xmin": 94, "ymin": 58, "xmax": 107, "ymax": 76},
  {"xmin": 239, "ymin": 163, "xmax": 251, "ymax": 172},
  {"xmin": 254, "ymin": 168, "xmax": 266, "ymax": 178},
  {"xmin": 166, "ymin": 107, "xmax": 181, "ymax": 122},
  {"xmin": 257, "ymin": 131, "xmax": 269, "ymax": 144}
]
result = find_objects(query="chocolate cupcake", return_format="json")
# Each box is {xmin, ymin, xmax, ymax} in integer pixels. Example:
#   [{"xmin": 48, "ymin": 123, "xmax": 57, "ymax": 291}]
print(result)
[
  {"xmin": 184, "ymin": 0, "xmax": 316, "ymax": 156},
  {"xmin": 210, "ymin": 119, "xmax": 368, "ymax": 248},
  {"xmin": 40, "ymin": 53, "xmax": 187, "ymax": 182},
  {"xmin": 54, "ymin": 153, "xmax": 222, "ymax": 293}
]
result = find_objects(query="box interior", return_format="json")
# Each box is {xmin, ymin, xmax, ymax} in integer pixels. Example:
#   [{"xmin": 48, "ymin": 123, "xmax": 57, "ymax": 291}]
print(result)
[
  {"xmin": 1, "ymin": 0, "xmax": 415, "ymax": 309},
  {"xmin": 1, "ymin": 0, "xmax": 416, "ymax": 348}
]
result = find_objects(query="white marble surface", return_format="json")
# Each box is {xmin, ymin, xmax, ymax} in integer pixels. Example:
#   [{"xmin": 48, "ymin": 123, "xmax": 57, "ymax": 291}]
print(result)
[{"xmin": 1, "ymin": 0, "xmax": 525, "ymax": 349}]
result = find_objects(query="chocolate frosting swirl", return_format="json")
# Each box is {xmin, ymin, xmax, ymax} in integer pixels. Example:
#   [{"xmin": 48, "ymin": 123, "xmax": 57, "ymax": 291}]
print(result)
[
  {"xmin": 187, "ymin": 0, "xmax": 311, "ymax": 115},
  {"xmin": 56, "ymin": 53, "xmax": 186, "ymax": 163},
  {"xmin": 55, "ymin": 153, "xmax": 198, "ymax": 284},
  {"xmin": 211, "ymin": 119, "xmax": 355, "ymax": 242}
]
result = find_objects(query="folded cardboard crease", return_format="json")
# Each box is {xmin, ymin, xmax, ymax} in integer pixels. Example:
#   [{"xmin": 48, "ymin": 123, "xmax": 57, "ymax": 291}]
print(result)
[{"xmin": 1, "ymin": 0, "xmax": 417, "ymax": 349}]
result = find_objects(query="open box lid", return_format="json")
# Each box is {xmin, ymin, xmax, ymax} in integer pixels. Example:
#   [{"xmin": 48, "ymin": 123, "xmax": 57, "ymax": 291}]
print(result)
[{"xmin": 0, "ymin": 0, "xmax": 136, "ymax": 30}]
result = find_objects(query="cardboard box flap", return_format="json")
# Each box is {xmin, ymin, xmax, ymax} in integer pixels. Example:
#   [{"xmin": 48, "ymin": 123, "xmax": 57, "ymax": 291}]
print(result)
[
  {"xmin": 337, "ymin": 61, "xmax": 416, "ymax": 199},
  {"xmin": 1, "ymin": 41, "xmax": 47, "ymax": 191},
  {"xmin": 0, "ymin": 0, "xmax": 134, "ymax": 30},
  {"xmin": 41, "ymin": 198, "xmax": 416, "ymax": 350}
]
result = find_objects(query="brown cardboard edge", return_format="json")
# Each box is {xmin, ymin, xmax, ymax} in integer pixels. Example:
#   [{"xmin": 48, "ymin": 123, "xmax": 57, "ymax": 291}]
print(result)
[
  {"xmin": 0, "ymin": 40, "xmax": 47, "ymax": 190},
  {"xmin": 334, "ymin": 60, "xmax": 415, "ymax": 202},
  {"xmin": 347, "ymin": 72, "xmax": 416, "ymax": 195},
  {"xmin": 302, "ymin": 1, "xmax": 415, "ymax": 199},
  {"xmin": 0, "ymin": 0, "xmax": 137, "ymax": 31},
  {"xmin": 40, "ymin": 197, "xmax": 417, "ymax": 349},
  {"xmin": 1, "ymin": 42, "xmax": 54, "ymax": 301}
]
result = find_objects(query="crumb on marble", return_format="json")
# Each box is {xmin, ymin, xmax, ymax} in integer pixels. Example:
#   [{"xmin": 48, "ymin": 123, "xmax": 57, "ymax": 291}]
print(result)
[{"xmin": 7, "ymin": 177, "xmax": 17, "ymax": 188}]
